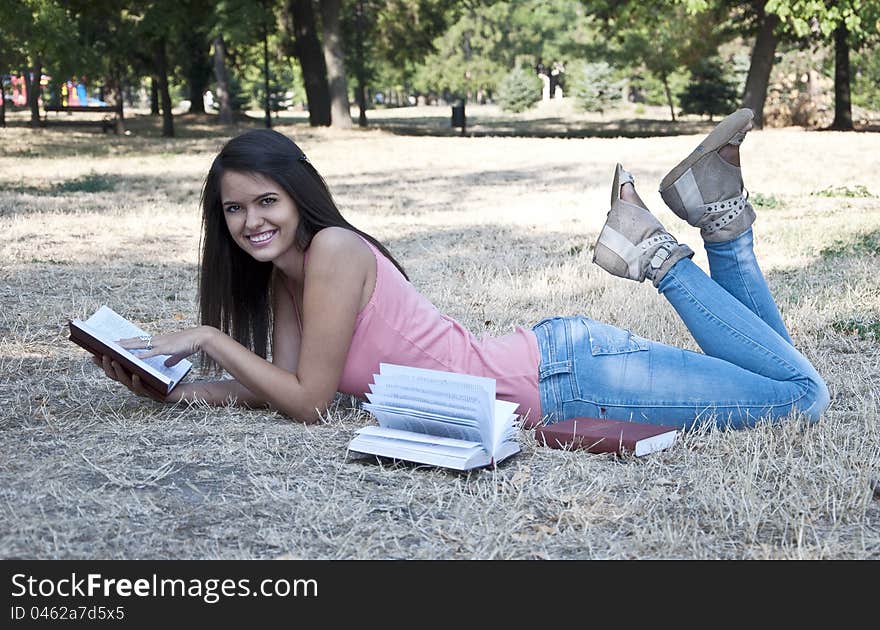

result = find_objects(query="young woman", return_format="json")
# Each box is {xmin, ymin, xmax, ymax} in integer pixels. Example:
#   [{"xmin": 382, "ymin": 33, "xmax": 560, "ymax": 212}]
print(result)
[{"xmin": 98, "ymin": 109, "xmax": 829, "ymax": 430}]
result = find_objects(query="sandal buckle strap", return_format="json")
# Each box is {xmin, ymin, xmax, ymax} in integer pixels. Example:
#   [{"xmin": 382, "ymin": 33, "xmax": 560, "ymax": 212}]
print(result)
[
  {"xmin": 696, "ymin": 192, "xmax": 750, "ymax": 235},
  {"xmin": 597, "ymin": 227, "xmax": 679, "ymax": 280},
  {"xmin": 638, "ymin": 232, "xmax": 676, "ymax": 254}
]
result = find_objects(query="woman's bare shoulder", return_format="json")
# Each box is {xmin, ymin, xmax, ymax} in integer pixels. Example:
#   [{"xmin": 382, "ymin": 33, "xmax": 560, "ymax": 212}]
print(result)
[{"xmin": 308, "ymin": 227, "xmax": 372, "ymax": 261}]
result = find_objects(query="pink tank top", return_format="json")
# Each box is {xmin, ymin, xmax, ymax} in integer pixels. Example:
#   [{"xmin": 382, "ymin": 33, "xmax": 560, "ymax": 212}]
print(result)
[{"xmin": 299, "ymin": 236, "xmax": 543, "ymax": 424}]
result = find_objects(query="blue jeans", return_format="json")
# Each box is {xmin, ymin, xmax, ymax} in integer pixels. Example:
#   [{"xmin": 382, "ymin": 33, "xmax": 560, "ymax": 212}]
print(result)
[{"xmin": 533, "ymin": 229, "xmax": 830, "ymax": 430}]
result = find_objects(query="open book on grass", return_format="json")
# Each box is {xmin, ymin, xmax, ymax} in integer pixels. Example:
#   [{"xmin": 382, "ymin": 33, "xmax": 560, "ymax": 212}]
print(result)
[
  {"xmin": 347, "ymin": 363, "xmax": 520, "ymax": 470},
  {"xmin": 68, "ymin": 305, "xmax": 192, "ymax": 399}
]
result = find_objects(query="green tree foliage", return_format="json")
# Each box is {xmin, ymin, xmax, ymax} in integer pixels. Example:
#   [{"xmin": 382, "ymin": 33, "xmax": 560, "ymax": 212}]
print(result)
[
  {"xmin": 369, "ymin": 0, "xmax": 457, "ymax": 66},
  {"xmin": 611, "ymin": 0, "xmax": 731, "ymax": 121},
  {"xmin": 215, "ymin": 0, "xmax": 285, "ymax": 117},
  {"xmin": 572, "ymin": 60, "xmax": 624, "ymax": 114},
  {"xmin": 678, "ymin": 56, "xmax": 739, "ymax": 120},
  {"xmin": 496, "ymin": 65, "xmax": 541, "ymax": 112},
  {"xmin": 235, "ymin": 32, "xmax": 302, "ymax": 112},
  {"xmin": 344, "ymin": 0, "xmax": 456, "ymax": 120},
  {"xmin": 765, "ymin": 0, "xmax": 877, "ymax": 40},
  {"xmin": 3, "ymin": 0, "xmax": 82, "ymax": 125},
  {"xmin": 411, "ymin": 0, "xmax": 597, "ymax": 101},
  {"xmin": 852, "ymin": 44, "xmax": 880, "ymax": 111},
  {"xmin": 765, "ymin": 0, "xmax": 880, "ymax": 128}
]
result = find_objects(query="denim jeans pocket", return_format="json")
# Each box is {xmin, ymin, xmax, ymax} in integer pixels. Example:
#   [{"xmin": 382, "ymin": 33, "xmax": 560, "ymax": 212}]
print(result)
[
  {"xmin": 581, "ymin": 318, "xmax": 649, "ymax": 356},
  {"xmin": 533, "ymin": 317, "xmax": 581, "ymax": 419}
]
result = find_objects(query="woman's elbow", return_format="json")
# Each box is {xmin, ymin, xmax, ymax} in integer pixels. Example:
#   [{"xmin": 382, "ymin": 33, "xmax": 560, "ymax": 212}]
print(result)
[{"xmin": 284, "ymin": 395, "xmax": 334, "ymax": 425}]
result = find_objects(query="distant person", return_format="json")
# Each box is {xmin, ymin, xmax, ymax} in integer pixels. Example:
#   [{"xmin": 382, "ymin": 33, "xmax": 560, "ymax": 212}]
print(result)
[{"xmin": 95, "ymin": 110, "xmax": 830, "ymax": 430}]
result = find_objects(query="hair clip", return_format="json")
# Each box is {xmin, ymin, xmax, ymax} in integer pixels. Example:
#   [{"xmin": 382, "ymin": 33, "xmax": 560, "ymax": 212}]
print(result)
[{"xmin": 298, "ymin": 154, "xmax": 309, "ymax": 164}]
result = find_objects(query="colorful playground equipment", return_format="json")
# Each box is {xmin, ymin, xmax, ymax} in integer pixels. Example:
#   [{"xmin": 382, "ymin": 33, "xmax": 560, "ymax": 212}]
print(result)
[
  {"xmin": 4, "ymin": 74, "xmax": 36, "ymax": 106},
  {"xmin": 1, "ymin": 72, "xmax": 119, "ymax": 132},
  {"xmin": 0, "ymin": 73, "xmax": 105, "ymax": 107}
]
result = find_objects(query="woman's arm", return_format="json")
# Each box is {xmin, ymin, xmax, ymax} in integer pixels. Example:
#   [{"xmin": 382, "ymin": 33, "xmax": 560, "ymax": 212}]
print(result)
[
  {"xmin": 100, "ymin": 269, "xmax": 305, "ymax": 409},
  {"xmin": 108, "ymin": 228, "xmax": 371, "ymax": 423},
  {"xmin": 170, "ymin": 262, "xmax": 308, "ymax": 410},
  {"xmin": 198, "ymin": 228, "xmax": 369, "ymax": 422}
]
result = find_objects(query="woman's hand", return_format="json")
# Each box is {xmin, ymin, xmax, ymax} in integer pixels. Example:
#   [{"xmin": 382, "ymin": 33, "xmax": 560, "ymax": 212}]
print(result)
[
  {"xmin": 92, "ymin": 354, "xmax": 180, "ymax": 403},
  {"xmin": 117, "ymin": 326, "xmax": 215, "ymax": 367}
]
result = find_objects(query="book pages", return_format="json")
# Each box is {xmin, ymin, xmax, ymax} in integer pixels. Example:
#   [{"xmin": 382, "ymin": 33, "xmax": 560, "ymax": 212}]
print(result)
[
  {"xmin": 349, "ymin": 363, "xmax": 521, "ymax": 469},
  {"xmin": 377, "ymin": 363, "xmax": 495, "ymax": 431}
]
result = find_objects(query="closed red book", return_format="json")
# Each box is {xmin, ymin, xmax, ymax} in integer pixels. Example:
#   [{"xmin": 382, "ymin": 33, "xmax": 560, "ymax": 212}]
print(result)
[{"xmin": 534, "ymin": 417, "xmax": 678, "ymax": 457}]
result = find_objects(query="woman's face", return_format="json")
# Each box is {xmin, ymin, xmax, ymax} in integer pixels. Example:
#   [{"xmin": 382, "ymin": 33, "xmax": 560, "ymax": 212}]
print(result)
[{"xmin": 220, "ymin": 170, "xmax": 300, "ymax": 264}]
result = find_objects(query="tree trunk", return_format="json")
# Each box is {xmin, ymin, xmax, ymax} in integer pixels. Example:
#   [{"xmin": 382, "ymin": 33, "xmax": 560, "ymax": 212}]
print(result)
[
  {"xmin": 156, "ymin": 38, "xmax": 175, "ymax": 137},
  {"xmin": 662, "ymin": 72, "xmax": 676, "ymax": 122},
  {"xmin": 184, "ymin": 33, "xmax": 210, "ymax": 114},
  {"xmin": 212, "ymin": 35, "xmax": 234, "ymax": 124},
  {"xmin": 354, "ymin": 0, "xmax": 367, "ymax": 127},
  {"xmin": 28, "ymin": 56, "xmax": 42, "ymax": 127},
  {"xmin": 114, "ymin": 68, "xmax": 126, "ymax": 135},
  {"xmin": 150, "ymin": 76, "xmax": 160, "ymax": 115},
  {"xmin": 187, "ymin": 66, "xmax": 208, "ymax": 114},
  {"xmin": 320, "ymin": 0, "xmax": 352, "ymax": 128},
  {"xmin": 262, "ymin": 21, "xmax": 272, "ymax": 129},
  {"xmin": 830, "ymin": 23, "xmax": 853, "ymax": 130},
  {"xmin": 741, "ymin": 7, "xmax": 779, "ymax": 128},
  {"xmin": 285, "ymin": 0, "xmax": 330, "ymax": 126}
]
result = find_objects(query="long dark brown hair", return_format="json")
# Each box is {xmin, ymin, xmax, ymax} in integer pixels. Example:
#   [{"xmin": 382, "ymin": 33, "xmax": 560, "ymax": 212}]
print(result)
[{"xmin": 198, "ymin": 128, "xmax": 407, "ymax": 363}]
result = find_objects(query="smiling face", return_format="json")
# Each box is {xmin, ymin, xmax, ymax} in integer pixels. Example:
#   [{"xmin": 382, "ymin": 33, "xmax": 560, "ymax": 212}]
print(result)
[{"xmin": 220, "ymin": 170, "xmax": 301, "ymax": 266}]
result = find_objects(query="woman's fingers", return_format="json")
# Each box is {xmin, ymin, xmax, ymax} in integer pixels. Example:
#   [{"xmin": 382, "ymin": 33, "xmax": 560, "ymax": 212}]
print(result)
[
  {"xmin": 100, "ymin": 355, "xmax": 118, "ymax": 381},
  {"xmin": 118, "ymin": 332, "xmax": 196, "ymax": 362},
  {"xmin": 117, "ymin": 336, "xmax": 151, "ymax": 349},
  {"xmin": 164, "ymin": 352, "xmax": 189, "ymax": 367},
  {"xmin": 131, "ymin": 374, "xmax": 167, "ymax": 403},
  {"xmin": 117, "ymin": 336, "xmax": 160, "ymax": 359},
  {"xmin": 110, "ymin": 358, "xmax": 133, "ymax": 387},
  {"xmin": 93, "ymin": 354, "xmax": 171, "ymax": 403}
]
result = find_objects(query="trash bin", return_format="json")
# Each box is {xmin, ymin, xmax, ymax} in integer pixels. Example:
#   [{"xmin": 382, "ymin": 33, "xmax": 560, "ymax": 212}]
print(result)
[{"xmin": 451, "ymin": 101, "xmax": 466, "ymax": 134}]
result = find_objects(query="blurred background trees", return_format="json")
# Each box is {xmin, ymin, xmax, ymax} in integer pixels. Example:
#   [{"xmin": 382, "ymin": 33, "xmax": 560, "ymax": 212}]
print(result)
[{"xmin": 0, "ymin": 0, "xmax": 877, "ymax": 133}]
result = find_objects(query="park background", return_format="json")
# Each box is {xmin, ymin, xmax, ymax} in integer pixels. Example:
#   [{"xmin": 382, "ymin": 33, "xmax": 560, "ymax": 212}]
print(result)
[{"xmin": 1, "ymin": 1, "xmax": 878, "ymax": 559}]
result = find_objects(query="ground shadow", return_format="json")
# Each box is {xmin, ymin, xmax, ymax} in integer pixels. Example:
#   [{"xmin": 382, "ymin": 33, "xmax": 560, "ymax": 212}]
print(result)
[{"xmin": 367, "ymin": 115, "xmax": 719, "ymax": 139}]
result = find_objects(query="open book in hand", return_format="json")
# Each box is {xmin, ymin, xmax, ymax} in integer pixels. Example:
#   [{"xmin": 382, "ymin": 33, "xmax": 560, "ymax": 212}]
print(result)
[
  {"xmin": 347, "ymin": 363, "xmax": 521, "ymax": 471},
  {"xmin": 68, "ymin": 305, "xmax": 192, "ymax": 399}
]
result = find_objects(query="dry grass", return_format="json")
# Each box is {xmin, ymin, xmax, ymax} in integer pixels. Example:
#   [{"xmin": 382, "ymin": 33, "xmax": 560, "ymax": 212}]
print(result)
[{"xmin": 1, "ymin": 108, "xmax": 879, "ymax": 559}]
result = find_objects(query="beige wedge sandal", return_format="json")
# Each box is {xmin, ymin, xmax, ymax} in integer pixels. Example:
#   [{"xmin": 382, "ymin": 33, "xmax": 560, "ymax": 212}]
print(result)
[{"xmin": 593, "ymin": 164, "xmax": 694, "ymax": 286}]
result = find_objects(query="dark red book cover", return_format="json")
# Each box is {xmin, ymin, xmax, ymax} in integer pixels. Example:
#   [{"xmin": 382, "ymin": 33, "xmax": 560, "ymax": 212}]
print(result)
[
  {"xmin": 68, "ymin": 321, "xmax": 173, "ymax": 400},
  {"xmin": 534, "ymin": 417, "xmax": 678, "ymax": 457}
]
